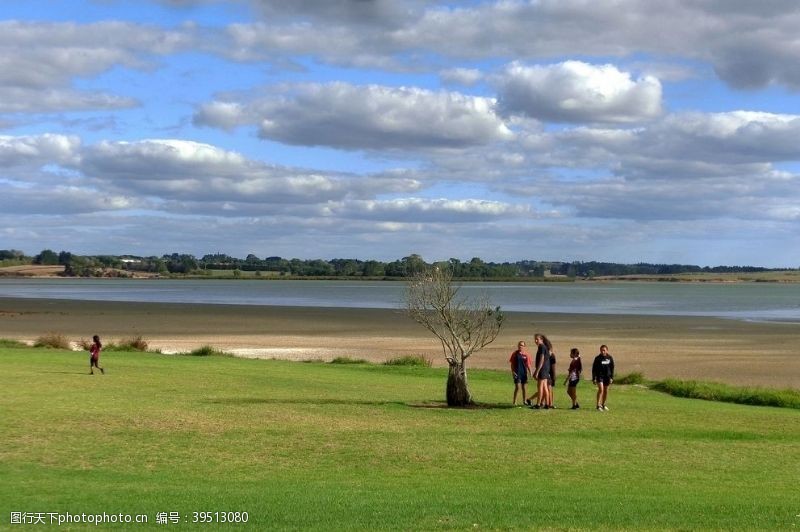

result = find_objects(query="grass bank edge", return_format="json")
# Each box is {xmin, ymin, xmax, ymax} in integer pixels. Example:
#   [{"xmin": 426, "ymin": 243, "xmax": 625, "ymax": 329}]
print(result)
[{"xmin": 616, "ymin": 371, "xmax": 800, "ymax": 409}]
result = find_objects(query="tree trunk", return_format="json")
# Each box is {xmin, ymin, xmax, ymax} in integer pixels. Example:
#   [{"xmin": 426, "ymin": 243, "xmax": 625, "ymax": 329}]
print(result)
[{"xmin": 446, "ymin": 362, "xmax": 473, "ymax": 406}]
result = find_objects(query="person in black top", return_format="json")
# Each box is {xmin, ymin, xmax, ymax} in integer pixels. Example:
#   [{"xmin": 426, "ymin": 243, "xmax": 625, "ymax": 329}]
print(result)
[
  {"xmin": 592, "ymin": 344, "xmax": 614, "ymax": 411},
  {"xmin": 547, "ymin": 350, "xmax": 556, "ymax": 408},
  {"xmin": 530, "ymin": 333, "xmax": 553, "ymax": 409}
]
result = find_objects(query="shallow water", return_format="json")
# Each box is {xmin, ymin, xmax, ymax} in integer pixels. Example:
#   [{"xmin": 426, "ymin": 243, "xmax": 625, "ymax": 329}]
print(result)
[{"xmin": 2, "ymin": 278, "xmax": 800, "ymax": 322}]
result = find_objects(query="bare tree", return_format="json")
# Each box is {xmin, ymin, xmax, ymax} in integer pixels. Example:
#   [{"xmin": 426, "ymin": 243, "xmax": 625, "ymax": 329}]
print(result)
[{"xmin": 405, "ymin": 267, "xmax": 504, "ymax": 406}]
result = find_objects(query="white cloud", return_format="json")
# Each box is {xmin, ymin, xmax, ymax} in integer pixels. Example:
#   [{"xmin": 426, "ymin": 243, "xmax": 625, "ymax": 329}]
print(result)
[
  {"xmin": 541, "ymin": 174, "xmax": 800, "ymax": 221},
  {"xmin": 547, "ymin": 111, "xmax": 800, "ymax": 182},
  {"xmin": 247, "ymin": 0, "xmax": 430, "ymax": 28},
  {"xmin": 196, "ymin": 83, "xmax": 512, "ymax": 150},
  {"xmin": 78, "ymin": 139, "xmax": 422, "ymax": 206},
  {"xmin": 496, "ymin": 61, "xmax": 662, "ymax": 124},
  {"xmin": 0, "ymin": 184, "xmax": 142, "ymax": 215},
  {"xmin": 0, "ymin": 134, "xmax": 80, "ymax": 167},
  {"xmin": 642, "ymin": 111, "xmax": 800, "ymax": 163},
  {"xmin": 210, "ymin": 2, "xmax": 800, "ymax": 91},
  {"xmin": 192, "ymin": 101, "xmax": 245, "ymax": 130},
  {"xmin": 0, "ymin": 20, "xmax": 194, "ymax": 114}
]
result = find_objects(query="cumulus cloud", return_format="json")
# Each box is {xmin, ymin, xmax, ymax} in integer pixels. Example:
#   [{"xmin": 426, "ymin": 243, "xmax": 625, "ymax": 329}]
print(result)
[
  {"xmin": 0, "ymin": 134, "xmax": 80, "ymax": 168},
  {"xmin": 0, "ymin": 184, "xmax": 142, "ymax": 215},
  {"xmin": 496, "ymin": 61, "xmax": 662, "ymax": 124},
  {"xmin": 81, "ymin": 139, "xmax": 249, "ymax": 180},
  {"xmin": 192, "ymin": 101, "xmax": 245, "ymax": 130},
  {"xmin": 248, "ymin": 0, "xmax": 431, "ymax": 28},
  {"xmin": 550, "ymin": 111, "xmax": 800, "ymax": 181},
  {"xmin": 539, "ymin": 173, "xmax": 799, "ymax": 221},
  {"xmin": 195, "ymin": 83, "xmax": 512, "ymax": 150},
  {"xmin": 79, "ymin": 139, "xmax": 422, "ymax": 205},
  {"xmin": 0, "ymin": 20, "xmax": 192, "ymax": 114},
  {"xmin": 212, "ymin": 1, "xmax": 800, "ymax": 91},
  {"xmin": 639, "ymin": 111, "xmax": 800, "ymax": 163},
  {"xmin": 453, "ymin": 109, "xmax": 800, "ymax": 223}
]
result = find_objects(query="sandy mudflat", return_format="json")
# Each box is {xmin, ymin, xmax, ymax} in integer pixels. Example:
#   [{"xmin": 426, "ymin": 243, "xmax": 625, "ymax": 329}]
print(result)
[{"xmin": 1, "ymin": 297, "xmax": 798, "ymax": 389}]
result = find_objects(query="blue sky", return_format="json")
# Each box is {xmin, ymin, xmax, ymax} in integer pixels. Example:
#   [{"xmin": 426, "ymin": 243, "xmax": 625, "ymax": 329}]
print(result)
[{"xmin": 2, "ymin": 0, "xmax": 800, "ymax": 267}]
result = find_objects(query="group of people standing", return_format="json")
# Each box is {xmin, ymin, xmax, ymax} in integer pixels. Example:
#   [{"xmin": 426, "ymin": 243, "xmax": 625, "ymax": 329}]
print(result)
[
  {"xmin": 510, "ymin": 335, "xmax": 615, "ymax": 411},
  {"xmin": 85, "ymin": 330, "xmax": 617, "ymax": 411}
]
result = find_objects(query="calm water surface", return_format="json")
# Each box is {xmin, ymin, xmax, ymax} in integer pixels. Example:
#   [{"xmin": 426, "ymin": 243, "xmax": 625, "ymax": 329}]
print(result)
[{"xmin": 2, "ymin": 278, "xmax": 800, "ymax": 322}]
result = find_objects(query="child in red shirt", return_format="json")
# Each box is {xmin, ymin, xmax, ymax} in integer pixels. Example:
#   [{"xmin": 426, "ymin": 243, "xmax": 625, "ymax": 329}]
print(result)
[{"xmin": 89, "ymin": 335, "xmax": 105, "ymax": 375}]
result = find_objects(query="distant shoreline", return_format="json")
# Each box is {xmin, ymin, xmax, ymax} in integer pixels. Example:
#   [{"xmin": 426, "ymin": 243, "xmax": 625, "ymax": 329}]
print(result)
[{"xmin": 2, "ymin": 265, "xmax": 800, "ymax": 283}]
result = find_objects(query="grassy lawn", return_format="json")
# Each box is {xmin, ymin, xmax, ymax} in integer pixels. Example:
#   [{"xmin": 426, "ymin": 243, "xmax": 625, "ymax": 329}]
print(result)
[{"xmin": 1, "ymin": 348, "xmax": 798, "ymax": 530}]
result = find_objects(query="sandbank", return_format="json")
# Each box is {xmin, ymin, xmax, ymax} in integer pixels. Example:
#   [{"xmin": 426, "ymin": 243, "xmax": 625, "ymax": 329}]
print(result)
[{"xmin": 1, "ymin": 297, "xmax": 797, "ymax": 389}]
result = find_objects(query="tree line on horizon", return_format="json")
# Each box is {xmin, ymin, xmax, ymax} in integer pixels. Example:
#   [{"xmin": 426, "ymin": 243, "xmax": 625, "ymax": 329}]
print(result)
[{"xmin": 0, "ymin": 248, "xmax": 790, "ymax": 279}]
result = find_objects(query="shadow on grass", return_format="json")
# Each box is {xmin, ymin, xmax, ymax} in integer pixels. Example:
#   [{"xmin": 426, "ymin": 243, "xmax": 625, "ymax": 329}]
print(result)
[
  {"xmin": 407, "ymin": 402, "xmax": 516, "ymax": 410},
  {"xmin": 42, "ymin": 371, "xmax": 99, "ymax": 375},
  {"xmin": 207, "ymin": 397, "xmax": 408, "ymax": 407},
  {"xmin": 207, "ymin": 397, "xmax": 516, "ymax": 410}
]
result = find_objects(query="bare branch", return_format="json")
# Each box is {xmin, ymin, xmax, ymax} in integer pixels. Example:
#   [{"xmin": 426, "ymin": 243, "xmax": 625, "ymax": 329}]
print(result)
[{"xmin": 404, "ymin": 266, "xmax": 504, "ymax": 365}]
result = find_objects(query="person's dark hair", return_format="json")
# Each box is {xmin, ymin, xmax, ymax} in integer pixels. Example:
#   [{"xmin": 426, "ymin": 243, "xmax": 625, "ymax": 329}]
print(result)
[
  {"xmin": 570, "ymin": 348, "xmax": 580, "ymax": 357},
  {"xmin": 600, "ymin": 344, "xmax": 608, "ymax": 351},
  {"xmin": 535, "ymin": 333, "xmax": 553, "ymax": 352},
  {"xmin": 93, "ymin": 335, "xmax": 102, "ymax": 348}
]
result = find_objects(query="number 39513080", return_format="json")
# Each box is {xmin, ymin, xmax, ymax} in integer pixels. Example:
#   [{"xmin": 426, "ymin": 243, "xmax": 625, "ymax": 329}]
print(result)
[{"xmin": 192, "ymin": 511, "xmax": 249, "ymax": 524}]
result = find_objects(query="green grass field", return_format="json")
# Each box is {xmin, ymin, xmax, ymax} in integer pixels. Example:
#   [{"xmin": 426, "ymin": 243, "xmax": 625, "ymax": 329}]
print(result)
[{"xmin": 2, "ymin": 348, "xmax": 799, "ymax": 530}]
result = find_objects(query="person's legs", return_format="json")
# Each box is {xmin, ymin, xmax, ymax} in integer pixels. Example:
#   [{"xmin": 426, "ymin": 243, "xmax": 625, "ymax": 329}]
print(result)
[
  {"xmin": 567, "ymin": 385, "xmax": 576, "ymax": 407},
  {"xmin": 596, "ymin": 382, "xmax": 605, "ymax": 409},
  {"xmin": 525, "ymin": 390, "xmax": 538, "ymax": 405},
  {"xmin": 537, "ymin": 378, "xmax": 548, "ymax": 407},
  {"xmin": 601, "ymin": 382, "xmax": 609, "ymax": 409},
  {"xmin": 513, "ymin": 382, "xmax": 520, "ymax": 404}
]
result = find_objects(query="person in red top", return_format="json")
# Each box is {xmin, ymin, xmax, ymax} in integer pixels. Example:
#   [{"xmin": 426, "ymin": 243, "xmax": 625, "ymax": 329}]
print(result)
[
  {"xmin": 509, "ymin": 340, "xmax": 532, "ymax": 406},
  {"xmin": 89, "ymin": 334, "xmax": 105, "ymax": 375}
]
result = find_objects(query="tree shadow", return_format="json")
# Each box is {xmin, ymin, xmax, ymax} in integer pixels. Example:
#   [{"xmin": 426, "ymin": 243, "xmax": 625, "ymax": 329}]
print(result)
[
  {"xmin": 208, "ymin": 397, "xmax": 515, "ymax": 410},
  {"xmin": 206, "ymin": 398, "xmax": 407, "ymax": 407},
  {"xmin": 407, "ymin": 401, "xmax": 516, "ymax": 410}
]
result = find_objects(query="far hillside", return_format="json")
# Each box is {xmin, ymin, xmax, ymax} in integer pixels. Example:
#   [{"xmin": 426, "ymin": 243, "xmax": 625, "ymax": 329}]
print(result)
[{"xmin": 0, "ymin": 265, "xmax": 65, "ymax": 277}]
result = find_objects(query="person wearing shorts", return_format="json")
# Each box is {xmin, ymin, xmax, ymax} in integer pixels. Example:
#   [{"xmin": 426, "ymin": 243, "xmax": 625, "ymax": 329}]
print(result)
[
  {"xmin": 592, "ymin": 345, "xmax": 614, "ymax": 411},
  {"xmin": 531, "ymin": 333, "xmax": 553, "ymax": 409},
  {"xmin": 509, "ymin": 341, "xmax": 532, "ymax": 406},
  {"xmin": 547, "ymin": 350, "xmax": 557, "ymax": 408},
  {"xmin": 89, "ymin": 335, "xmax": 105, "ymax": 375},
  {"xmin": 564, "ymin": 348, "xmax": 582, "ymax": 409}
]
